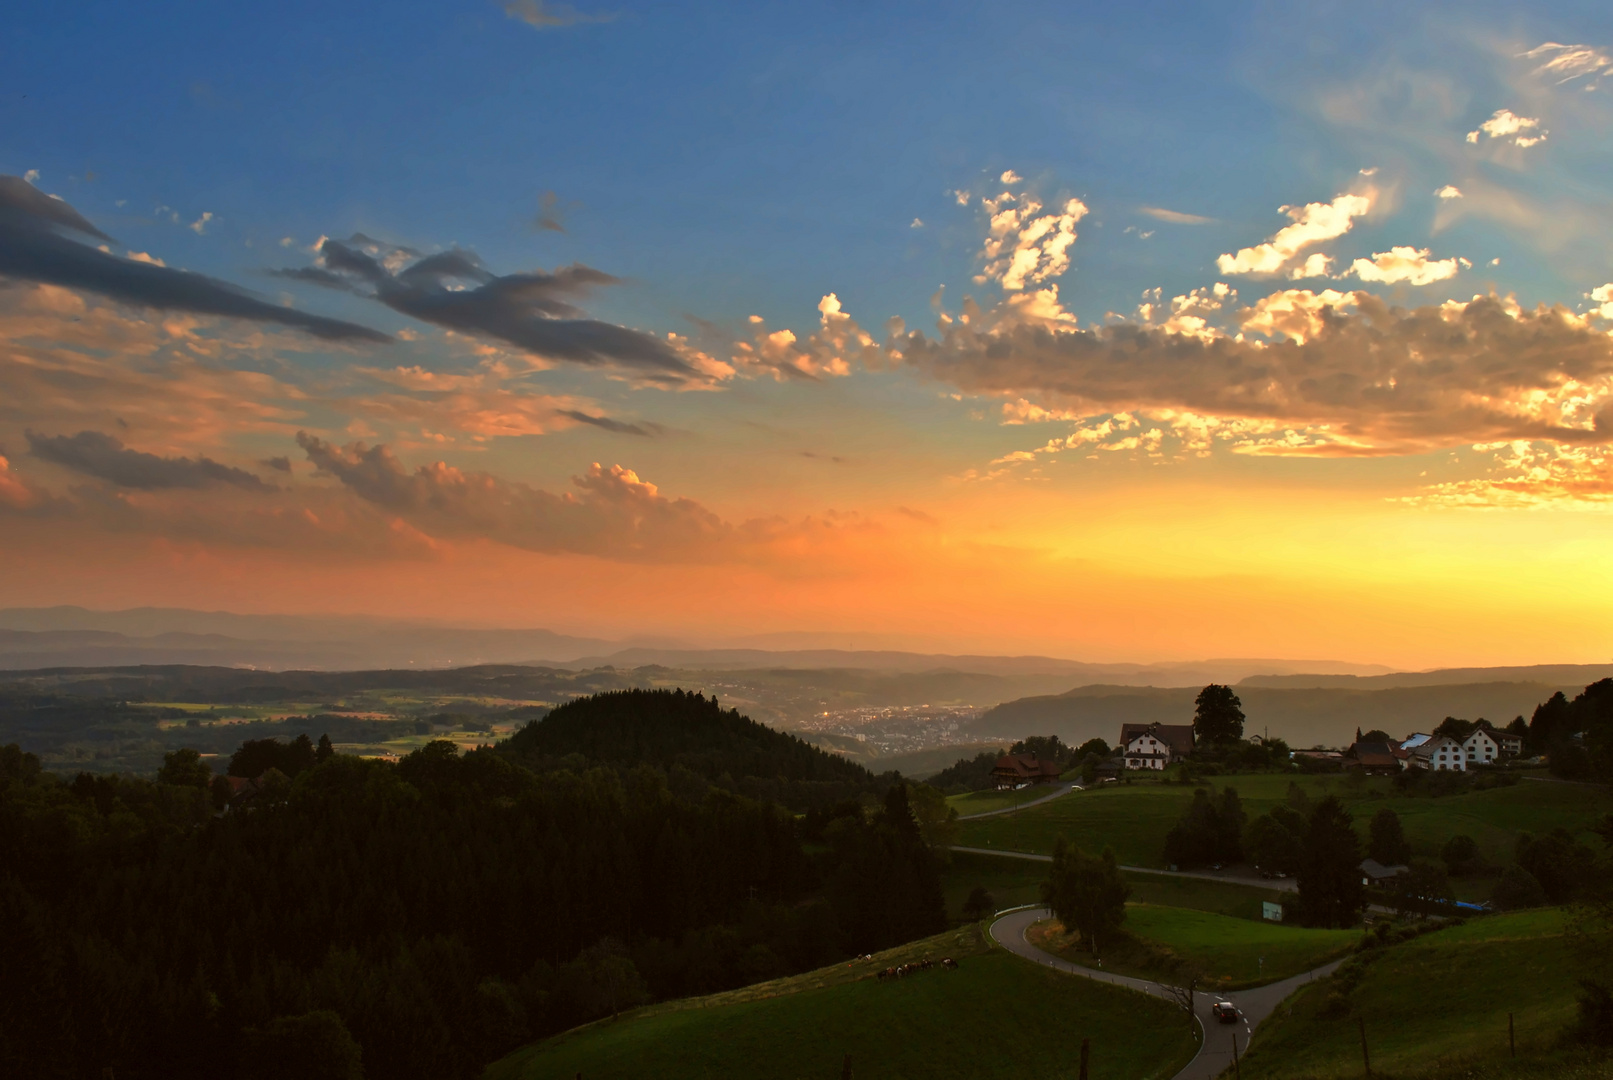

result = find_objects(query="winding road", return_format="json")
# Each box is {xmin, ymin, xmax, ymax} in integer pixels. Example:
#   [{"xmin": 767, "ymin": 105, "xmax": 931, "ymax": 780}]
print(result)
[
  {"xmin": 989, "ymin": 907, "xmax": 1343, "ymax": 1080},
  {"xmin": 955, "ymin": 782, "xmax": 1080, "ymax": 820}
]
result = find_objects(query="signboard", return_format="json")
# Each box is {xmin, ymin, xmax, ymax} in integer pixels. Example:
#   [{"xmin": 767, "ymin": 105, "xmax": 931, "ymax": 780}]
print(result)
[{"xmin": 1262, "ymin": 901, "xmax": 1284, "ymax": 922}]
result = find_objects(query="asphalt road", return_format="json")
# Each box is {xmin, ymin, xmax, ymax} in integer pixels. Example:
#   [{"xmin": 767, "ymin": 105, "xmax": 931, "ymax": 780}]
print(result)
[
  {"xmin": 953, "ymin": 845, "xmax": 1299, "ymax": 893},
  {"xmin": 990, "ymin": 906, "xmax": 1344, "ymax": 1080}
]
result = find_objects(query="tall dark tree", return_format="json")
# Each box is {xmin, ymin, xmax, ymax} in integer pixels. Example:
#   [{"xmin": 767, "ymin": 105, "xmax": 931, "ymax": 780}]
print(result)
[
  {"xmin": 1042, "ymin": 840, "xmax": 1130, "ymax": 956},
  {"xmin": 1368, "ymin": 808, "xmax": 1411, "ymax": 866},
  {"xmin": 158, "ymin": 747, "xmax": 213, "ymax": 789},
  {"xmin": 1192, "ymin": 685, "xmax": 1245, "ymax": 745},
  {"xmin": 1297, "ymin": 796, "xmax": 1364, "ymax": 928},
  {"xmin": 317, "ymin": 733, "xmax": 335, "ymax": 763},
  {"xmin": 1245, "ymin": 808, "xmax": 1305, "ymax": 875},
  {"xmin": 1163, "ymin": 786, "xmax": 1244, "ymax": 868}
]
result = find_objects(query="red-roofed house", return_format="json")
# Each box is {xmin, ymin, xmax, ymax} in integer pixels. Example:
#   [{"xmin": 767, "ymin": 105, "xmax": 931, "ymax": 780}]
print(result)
[{"xmin": 991, "ymin": 754, "xmax": 1063, "ymax": 788}]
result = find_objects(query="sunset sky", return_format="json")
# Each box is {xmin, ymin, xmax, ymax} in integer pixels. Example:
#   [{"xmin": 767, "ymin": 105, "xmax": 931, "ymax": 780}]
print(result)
[{"xmin": 2, "ymin": 1, "xmax": 1612, "ymax": 667}]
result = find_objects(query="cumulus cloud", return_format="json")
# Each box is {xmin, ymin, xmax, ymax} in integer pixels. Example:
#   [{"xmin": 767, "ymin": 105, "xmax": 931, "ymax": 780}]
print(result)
[
  {"xmin": 1589, "ymin": 284, "xmax": 1613, "ymax": 321},
  {"xmin": 0, "ymin": 452, "xmax": 50, "ymax": 511},
  {"xmin": 277, "ymin": 235, "xmax": 699, "ymax": 383},
  {"xmin": 503, "ymin": 0, "xmax": 613, "ymax": 29},
  {"xmin": 1435, "ymin": 185, "xmax": 1464, "ymax": 199},
  {"xmin": 296, "ymin": 433, "xmax": 740, "ymax": 561},
  {"xmin": 1140, "ymin": 206, "xmax": 1215, "ymax": 225},
  {"xmin": 1216, "ymin": 190, "xmax": 1375, "ymax": 276},
  {"xmin": 1525, "ymin": 42, "xmax": 1611, "ymax": 89},
  {"xmin": 1409, "ymin": 441, "xmax": 1613, "ymax": 508},
  {"xmin": 1347, "ymin": 247, "xmax": 1462, "ymax": 287},
  {"xmin": 1466, "ymin": 109, "xmax": 1547, "ymax": 148},
  {"xmin": 891, "ymin": 289, "xmax": 1613, "ymax": 456},
  {"xmin": 27, "ymin": 429, "xmax": 276, "ymax": 491},
  {"xmin": 732, "ymin": 293, "xmax": 878, "ymax": 379},
  {"xmin": 967, "ymin": 175, "xmax": 1089, "ymax": 291},
  {"xmin": 0, "ymin": 175, "xmax": 387, "ymax": 342}
]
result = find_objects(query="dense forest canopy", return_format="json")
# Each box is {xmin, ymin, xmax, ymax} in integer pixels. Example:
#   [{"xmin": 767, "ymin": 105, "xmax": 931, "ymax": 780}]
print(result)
[
  {"xmin": 498, "ymin": 688, "xmax": 885, "ymax": 810},
  {"xmin": 0, "ymin": 689, "xmax": 945, "ymax": 1080}
]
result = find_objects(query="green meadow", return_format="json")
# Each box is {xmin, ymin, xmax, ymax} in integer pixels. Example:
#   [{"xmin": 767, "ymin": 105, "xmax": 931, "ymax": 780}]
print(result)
[
  {"xmin": 1030, "ymin": 904, "xmax": 1357, "ymax": 989},
  {"xmin": 944, "ymin": 784, "xmax": 1068, "ymax": 817},
  {"xmin": 953, "ymin": 773, "xmax": 1611, "ymax": 901},
  {"xmin": 1239, "ymin": 909, "xmax": 1581, "ymax": 1080},
  {"xmin": 941, "ymin": 851, "xmax": 1292, "ymax": 924},
  {"xmin": 485, "ymin": 926, "xmax": 1197, "ymax": 1080}
]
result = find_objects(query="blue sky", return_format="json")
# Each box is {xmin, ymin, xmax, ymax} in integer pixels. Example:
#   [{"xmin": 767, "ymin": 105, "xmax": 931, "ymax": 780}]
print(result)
[{"xmin": 2, "ymin": 1, "xmax": 1612, "ymax": 662}]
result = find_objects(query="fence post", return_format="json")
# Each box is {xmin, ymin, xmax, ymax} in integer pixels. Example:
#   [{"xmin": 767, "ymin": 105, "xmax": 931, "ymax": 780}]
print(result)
[
  {"xmin": 1079, "ymin": 1038, "xmax": 1090, "ymax": 1080},
  {"xmin": 1233, "ymin": 1033, "xmax": 1242, "ymax": 1080},
  {"xmin": 1358, "ymin": 1017, "xmax": 1371, "ymax": 1078},
  {"xmin": 841, "ymin": 1052, "xmax": 853, "ymax": 1079},
  {"xmin": 1509, "ymin": 1012, "xmax": 1515, "ymax": 1058}
]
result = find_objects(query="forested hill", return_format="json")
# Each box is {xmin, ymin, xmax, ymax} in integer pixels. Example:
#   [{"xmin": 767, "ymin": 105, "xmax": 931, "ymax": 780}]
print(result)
[{"xmin": 498, "ymin": 688, "xmax": 880, "ymax": 810}]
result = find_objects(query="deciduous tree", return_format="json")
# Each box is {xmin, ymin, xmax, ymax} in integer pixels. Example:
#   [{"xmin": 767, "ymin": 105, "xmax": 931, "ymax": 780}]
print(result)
[
  {"xmin": 1192, "ymin": 685, "xmax": 1245, "ymax": 745},
  {"xmin": 1042, "ymin": 840, "xmax": 1130, "ymax": 955}
]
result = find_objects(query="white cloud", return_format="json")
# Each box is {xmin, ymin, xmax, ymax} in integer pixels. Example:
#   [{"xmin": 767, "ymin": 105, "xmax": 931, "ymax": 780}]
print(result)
[
  {"xmin": 1525, "ymin": 42, "xmax": 1611, "ymax": 89},
  {"xmin": 24, "ymin": 169, "xmax": 39, "ymax": 184},
  {"xmin": 1239, "ymin": 288, "xmax": 1358, "ymax": 344},
  {"xmin": 971, "ymin": 176, "xmax": 1090, "ymax": 292},
  {"xmin": 1000, "ymin": 170, "xmax": 1022, "ymax": 185},
  {"xmin": 125, "ymin": 251, "xmax": 166, "ymax": 267},
  {"xmin": 910, "ymin": 218, "xmax": 924, "ymax": 229},
  {"xmin": 1466, "ymin": 109, "xmax": 1547, "ymax": 148},
  {"xmin": 1288, "ymin": 253, "xmax": 1333, "ymax": 280},
  {"xmin": 1590, "ymin": 284, "xmax": 1613, "ymax": 321},
  {"xmin": 1216, "ymin": 190, "xmax": 1375, "ymax": 276},
  {"xmin": 1140, "ymin": 206, "xmax": 1214, "ymax": 225},
  {"xmin": 503, "ymin": 0, "xmax": 613, "ymax": 29},
  {"xmin": 1347, "ymin": 247, "xmax": 1461, "ymax": 287},
  {"xmin": 1435, "ymin": 185, "xmax": 1463, "ymax": 199},
  {"xmin": 189, "ymin": 211, "xmax": 214, "ymax": 235}
]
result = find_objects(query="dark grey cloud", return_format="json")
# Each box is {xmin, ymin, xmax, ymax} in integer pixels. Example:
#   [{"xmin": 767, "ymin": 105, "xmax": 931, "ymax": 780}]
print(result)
[
  {"xmin": 28, "ymin": 430, "xmax": 276, "ymax": 491},
  {"xmin": 0, "ymin": 175, "xmax": 389, "ymax": 342},
  {"xmin": 277, "ymin": 236, "xmax": 692, "ymax": 378},
  {"xmin": 296, "ymin": 432, "xmax": 735, "ymax": 562},
  {"xmin": 261, "ymin": 456, "xmax": 293, "ymax": 472},
  {"xmin": 558, "ymin": 409, "xmax": 661, "ymax": 436}
]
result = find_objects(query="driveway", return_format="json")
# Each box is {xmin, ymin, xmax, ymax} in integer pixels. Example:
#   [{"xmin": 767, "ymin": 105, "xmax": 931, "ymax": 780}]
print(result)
[
  {"xmin": 956, "ymin": 782, "xmax": 1079, "ymax": 820},
  {"xmin": 990, "ymin": 906, "xmax": 1343, "ymax": 1080}
]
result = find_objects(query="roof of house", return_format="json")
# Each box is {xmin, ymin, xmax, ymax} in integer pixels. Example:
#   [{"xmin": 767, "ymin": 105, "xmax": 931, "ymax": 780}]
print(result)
[
  {"xmin": 1119, "ymin": 723, "xmax": 1194, "ymax": 756},
  {"xmin": 1410, "ymin": 736, "xmax": 1462, "ymax": 758},
  {"xmin": 992, "ymin": 754, "xmax": 1062, "ymax": 780},
  {"xmin": 1401, "ymin": 733, "xmax": 1432, "ymax": 749},
  {"xmin": 1345, "ymin": 742, "xmax": 1400, "ymax": 768},
  {"xmin": 1360, "ymin": 858, "xmax": 1409, "ymax": 880}
]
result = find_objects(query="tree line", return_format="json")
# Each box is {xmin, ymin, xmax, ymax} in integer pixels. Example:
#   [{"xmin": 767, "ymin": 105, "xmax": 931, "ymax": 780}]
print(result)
[{"xmin": 0, "ymin": 689, "xmax": 946, "ymax": 1080}]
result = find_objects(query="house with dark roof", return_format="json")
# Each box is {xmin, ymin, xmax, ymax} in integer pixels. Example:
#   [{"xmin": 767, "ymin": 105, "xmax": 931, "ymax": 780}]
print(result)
[
  {"xmin": 1118, "ymin": 723, "xmax": 1194, "ymax": 770},
  {"xmin": 1344, "ymin": 740, "xmax": 1403, "ymax": 775},
  {"xmin": 991, "ymin": 753, "xmax": 1063, "ymax": 788}
]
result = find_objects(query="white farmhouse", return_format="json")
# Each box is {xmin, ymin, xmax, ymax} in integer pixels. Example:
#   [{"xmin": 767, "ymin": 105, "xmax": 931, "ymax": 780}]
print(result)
[
  {"xmin": 1461, "ymin": 727, "xmax": 1500, "ymax": 767},
  {"xmin": 1409, "ymin": 735, "xmax": 1466, "ymax": 772}
]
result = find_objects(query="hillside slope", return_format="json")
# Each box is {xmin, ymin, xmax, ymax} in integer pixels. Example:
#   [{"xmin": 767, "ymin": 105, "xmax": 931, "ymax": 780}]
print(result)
[{"xmin": 486, "ymin": 927, "xmax": 1196, "ymax": 1080}]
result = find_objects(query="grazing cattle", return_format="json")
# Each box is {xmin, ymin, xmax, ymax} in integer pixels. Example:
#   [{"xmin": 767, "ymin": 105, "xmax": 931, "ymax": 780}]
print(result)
[{"xmin": 940, "ymin": 957, "xmax": 958, "ymax": 969}]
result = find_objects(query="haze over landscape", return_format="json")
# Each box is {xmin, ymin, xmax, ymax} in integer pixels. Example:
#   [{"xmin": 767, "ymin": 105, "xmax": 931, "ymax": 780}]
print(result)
[{"xmin": 5, "ymin": 3, "xmax": 1613, "ymax": 1080}]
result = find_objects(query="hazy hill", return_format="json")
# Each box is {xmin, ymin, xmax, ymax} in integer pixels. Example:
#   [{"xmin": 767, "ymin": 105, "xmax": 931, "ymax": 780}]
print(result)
[{"xmin": 970, "ymin": 680, "xmax": 1581, "ymax": 749}]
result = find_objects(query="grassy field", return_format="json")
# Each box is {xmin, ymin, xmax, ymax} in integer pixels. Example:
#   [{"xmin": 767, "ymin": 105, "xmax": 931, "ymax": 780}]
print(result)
[
  {"xmin": 940, "ymin": 851, "xmax": 1292, "ymax": 924},
  {"xmin": 1239, "ymin": 909, "xmax": 1580, "ymax": 1080},
  {"xmin": 1029, "ymin": 905, "xmax": 1357, "ymax": 989},
  {"xmin": 486, "ymin": 925, "xmax": 1198, "ymax": 1080},
  {"xmin": 945, "ymin": 784, "xmax": 1067, "ymax": 817},
  {"xmin": 953, "ymin": 773, "xmax": 1611, "ymax": 897}
]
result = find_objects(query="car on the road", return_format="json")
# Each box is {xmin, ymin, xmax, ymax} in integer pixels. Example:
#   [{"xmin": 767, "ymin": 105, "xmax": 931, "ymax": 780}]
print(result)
[{"xmin": 1212, "ymin": 1001, "xmax": 1238, "ymax": 1024}]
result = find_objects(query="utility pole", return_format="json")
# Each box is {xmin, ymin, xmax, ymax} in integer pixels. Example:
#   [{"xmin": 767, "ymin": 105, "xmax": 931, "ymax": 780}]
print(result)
[
  {"xmin": 1232, "ymin": 1033, "xmax": 1242, "ymax": 1080},
  {"xmin": 841, "ymin": 1052, "xmax": 853, "ymax": 1079},
  {"xmin": 1358, "ymin": 1017, "xmax": 1372, "ymax": 1078},
  {"xmin": 1078, "ymin": 1038, "xmax": 1090, "ymax": 1080}
]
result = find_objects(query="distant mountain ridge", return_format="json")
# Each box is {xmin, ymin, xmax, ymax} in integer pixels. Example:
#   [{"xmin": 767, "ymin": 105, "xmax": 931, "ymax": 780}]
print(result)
[{"xmin": 969, "ymin": 679, "xmax": 1597, "ymax": 750}]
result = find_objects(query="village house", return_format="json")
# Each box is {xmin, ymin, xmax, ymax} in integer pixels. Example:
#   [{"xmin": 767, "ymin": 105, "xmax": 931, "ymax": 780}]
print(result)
[
  {"xmin": 1408, "ymin": 735, "xmax": 1466, "ymax": 771},
  {"xmin": 1118, "ymin": 722, "xmax": 1194, "ymax": 771},
  {"xmin": 1343, "ymin": 733, "xmax": 1403, "ymax": 775},
  {"xmin": 1461, "ymin": 726, "xmax": 1501, "ymax": 767},
  {"xmin": 990, "ymin": 753, "xmax": 1063, "ymax": 789}
]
